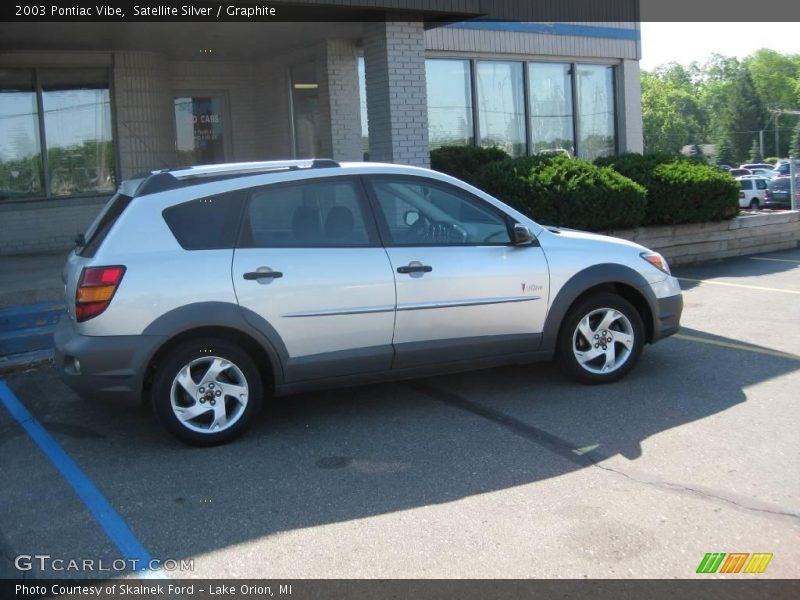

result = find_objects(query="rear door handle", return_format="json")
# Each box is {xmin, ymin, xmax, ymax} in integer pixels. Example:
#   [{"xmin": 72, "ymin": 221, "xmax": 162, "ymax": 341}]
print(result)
[
  {"xmin": 397, "ymin": 265, "xmax": 432, "ymax": 274},
  {"xmin": 243, "ymin": 271, "xmax": 283, "ymax": 280}
]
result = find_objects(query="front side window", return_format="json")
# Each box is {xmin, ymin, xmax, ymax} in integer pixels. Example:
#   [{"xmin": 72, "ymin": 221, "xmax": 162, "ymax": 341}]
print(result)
[
  {"xmin": 0, "ymin": 68, "xmax": 114, "ymax": 199},
  {"xmin": 241, "ymin": 179, "xmax": 373, "ymax": 248},
  {"xmin": 368, "ymin": 177, "xmax": 511, "ymax": 246}
]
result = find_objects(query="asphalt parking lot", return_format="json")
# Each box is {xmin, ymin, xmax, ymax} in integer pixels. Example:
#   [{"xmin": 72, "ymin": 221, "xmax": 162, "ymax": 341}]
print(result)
[{"xmin": 1, "ymin": 248, "xmax": 798, "ymax": 580}]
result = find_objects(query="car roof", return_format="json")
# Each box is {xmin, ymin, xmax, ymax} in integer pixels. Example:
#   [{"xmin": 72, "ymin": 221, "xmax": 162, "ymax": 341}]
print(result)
[{"xmin": 127, "ymin": 159, "xmax": 427, "ymax": 197}]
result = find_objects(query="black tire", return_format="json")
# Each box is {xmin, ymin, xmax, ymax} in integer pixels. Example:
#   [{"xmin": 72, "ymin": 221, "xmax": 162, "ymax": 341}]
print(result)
[
  {"xmin": 749, "ymin": 199, "xmax": 759, "ymax": 210},
  {"xmin": 555, "ymin": 292, "xmax": 645, "ymax": 385},
  {"xmin": 152, "ymin": 338, "xmax": 263, "ymax": 445}
]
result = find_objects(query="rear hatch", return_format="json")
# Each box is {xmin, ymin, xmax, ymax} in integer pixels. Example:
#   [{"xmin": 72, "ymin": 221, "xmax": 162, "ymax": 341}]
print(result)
[{"xmin": 64, "ymin": 191, "xmax": 134, "ymax": 320}]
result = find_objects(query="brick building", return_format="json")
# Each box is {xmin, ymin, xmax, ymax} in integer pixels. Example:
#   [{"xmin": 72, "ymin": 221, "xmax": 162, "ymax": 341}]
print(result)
[{"xmin": 0, "ymin": 1, "xmax": 643, "ymax": 255}]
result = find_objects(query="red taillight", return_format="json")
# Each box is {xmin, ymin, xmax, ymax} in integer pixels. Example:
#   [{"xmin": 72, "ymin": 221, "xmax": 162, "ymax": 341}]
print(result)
[
  {"xmin": 75, "ymin": 266, "xmax": 125, "ymax": 322},
  {"xmin": 738, "ymin": 191, "xmax": 745, "ymax": 198}
]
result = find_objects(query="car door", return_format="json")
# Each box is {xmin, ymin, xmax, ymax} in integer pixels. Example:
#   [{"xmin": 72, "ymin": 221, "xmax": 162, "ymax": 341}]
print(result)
[
  {"xmin": 363, "ymin": 175, "xmax": 549, "ymax": 369},
  {"xmin": 232, "ymin": 176, "xmax": 396, "ymax": 382}
]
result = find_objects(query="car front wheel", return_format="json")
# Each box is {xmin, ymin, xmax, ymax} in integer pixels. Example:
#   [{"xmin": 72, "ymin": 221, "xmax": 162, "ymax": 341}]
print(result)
[
  {"xmin": 152, "ymin": 339, "xmax": 263, "ymax": 445},
  {"xmin": 556, "ymin": 292, "xmax": 645, "ymax": 384}
]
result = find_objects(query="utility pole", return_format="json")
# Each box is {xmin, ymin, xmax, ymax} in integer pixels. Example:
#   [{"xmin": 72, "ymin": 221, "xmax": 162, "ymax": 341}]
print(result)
[
  {"xmin": 768, "ymin": 108, "xmax": 800, "ymax": 158},
  {"xmin": 759, "ymin": 130, "xmax": 764, "ymax": 158},
  {"xmin": 791, "ymin": 157, "xmax": 798, "ymax": 211}
]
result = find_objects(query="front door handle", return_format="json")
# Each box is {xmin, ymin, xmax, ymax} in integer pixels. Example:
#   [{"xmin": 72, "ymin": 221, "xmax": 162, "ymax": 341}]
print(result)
[
  {"xmin": 397, "ymin": 264, "xmax": 432, "ymax": 274},
  {"xmin": 244, "ymin": 270, "xmax": 283, "ymax": 280}
]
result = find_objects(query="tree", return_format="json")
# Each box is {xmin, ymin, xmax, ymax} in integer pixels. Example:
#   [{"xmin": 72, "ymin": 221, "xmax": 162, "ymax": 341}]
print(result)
[
  {"xmin": 716, "ymin": 136, "xmax": 735, "ymax": 165},
  {"xmin": 718, "ymin": 69, "xmax": 765, "ymax": 163},
  {"xmin": 641, "ymin": 69, "xmax": 703, "ymax": 154}
]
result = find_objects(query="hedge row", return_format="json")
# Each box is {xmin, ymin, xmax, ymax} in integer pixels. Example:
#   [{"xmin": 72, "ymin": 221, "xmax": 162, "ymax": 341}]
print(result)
[
  {"xmin": 594, "ymin": 153, "xmax": 739, "ymax": 225},
  {"xmin": 430, "ymin": 146, "xmax": 740, "ymax": 231}
]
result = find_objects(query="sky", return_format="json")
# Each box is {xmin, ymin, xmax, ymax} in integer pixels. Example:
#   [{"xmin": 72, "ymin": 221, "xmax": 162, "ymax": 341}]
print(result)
[{"xmin": 639, "ymin": 22, "xmax": 800, "ymax": 71}]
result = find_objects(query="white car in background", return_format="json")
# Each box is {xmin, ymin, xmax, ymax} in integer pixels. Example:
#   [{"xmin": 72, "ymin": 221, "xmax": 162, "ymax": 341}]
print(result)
[{"xmin": 736, "ymin": 175, "xmax": 769, "ymax": 209}]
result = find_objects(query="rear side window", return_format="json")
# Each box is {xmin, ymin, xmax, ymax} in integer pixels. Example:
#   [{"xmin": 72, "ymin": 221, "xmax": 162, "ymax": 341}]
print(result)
[
  {"xmin": 240, "ymin": 178, "xmax": 375, "ymax": 247},
  {"xmin": 755, "ymin": 179, "xmax": 767, "ymax": 190},
  {"xmin": 163, "ymin": 191, "xmax": 244, "ymax": 250},
  {"xmin": 770, "ymin": 179, "xmax": 789, "ymax": 191},
  {"xmin": 79, "ymin": 193, "xmax": 133, "ymax": 257},
  {"xmin": 740, "ymin": 180, "xmax": 752, "ymax": 190}
]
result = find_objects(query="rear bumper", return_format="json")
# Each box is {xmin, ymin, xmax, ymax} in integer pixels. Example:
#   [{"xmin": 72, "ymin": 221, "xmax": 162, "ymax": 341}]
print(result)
[
  {"xmin": 652, "ymin": 293, "xmax": 683, "ymax": 342},
  {"xmin": 54, "ymin": 316, "xmax": 166, "ymax": 407}
]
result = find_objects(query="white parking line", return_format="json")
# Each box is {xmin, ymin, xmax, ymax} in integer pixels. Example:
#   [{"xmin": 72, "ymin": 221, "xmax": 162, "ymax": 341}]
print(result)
[
  {"xmin": 748, "ymin": 256, "xmax": 800, "ymax": 264},
  {"xmin": 677, "ymin": 277, "xmax": 800, "ymax": 295}
]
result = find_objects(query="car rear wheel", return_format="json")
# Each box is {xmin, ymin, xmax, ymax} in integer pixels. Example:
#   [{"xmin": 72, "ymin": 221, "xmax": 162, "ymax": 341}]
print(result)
[
  {"xmin": 556, "ymin": 292, "xmax": 645, "ymax": 384},
  {"xmin": 749, "ymin": 198, "xmax": 760, "ymax": 209},
  {"xmin": 152, "ymin": 339, "xmax": 263, "ymax": 445}
]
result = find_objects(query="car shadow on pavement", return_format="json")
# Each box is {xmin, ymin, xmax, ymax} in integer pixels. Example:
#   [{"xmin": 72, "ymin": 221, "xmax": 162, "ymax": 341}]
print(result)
[{"xmin": 1, "ymin": 324, "xmax": 798, "ymax": 575}]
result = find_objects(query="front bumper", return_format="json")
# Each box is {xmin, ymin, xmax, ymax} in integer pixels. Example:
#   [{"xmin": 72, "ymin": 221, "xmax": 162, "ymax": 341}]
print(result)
[
  {"xmin": 652, "ymin": 293, "xmax": 683, "ymax": 341},
  {"xmin": 54, "ymin": 316, "xmax": 167, "ymax": 407}
]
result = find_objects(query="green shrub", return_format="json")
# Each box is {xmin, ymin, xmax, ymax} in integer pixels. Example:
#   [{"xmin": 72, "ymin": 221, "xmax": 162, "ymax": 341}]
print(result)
[
  {"xmin": 430, "ymin": 145, "xmax": 509, "ymax": 186},
  {"xmin": 764, "ymin": 156, "xmax": 780, "ymax": 164},
  {"xmin": 474, "ymin": 155, "xmax": 647, "ymax": 231},
  {"xmin": 595, "ymin": 153, "xmax": 739, "ymax": 225}
]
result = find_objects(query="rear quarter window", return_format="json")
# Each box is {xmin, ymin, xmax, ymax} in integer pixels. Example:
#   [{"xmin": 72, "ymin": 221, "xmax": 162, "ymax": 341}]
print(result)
[{"xmin": 162, "ymin": 191, "xmax": 245, "ymax": 250}]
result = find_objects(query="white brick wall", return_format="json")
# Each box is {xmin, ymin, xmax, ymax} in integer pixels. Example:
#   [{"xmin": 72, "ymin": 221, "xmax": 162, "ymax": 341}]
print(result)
[
  {"xmin": 113, "ymin": 52, "xmax": 176, "ymax": 179},
  {"xmin": 0, "ymin": 198, "xmax": 106, "ymax": 256},
  {"xmin": 317, "ymin": 40, "xmax": 362, "ymax": 161},
  {"xmin": 363, "ymin": 21, "xmax": 430, "ymax": 167}
]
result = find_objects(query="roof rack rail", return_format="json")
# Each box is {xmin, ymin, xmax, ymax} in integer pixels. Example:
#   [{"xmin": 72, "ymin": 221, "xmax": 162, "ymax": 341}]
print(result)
[
  {"xmin": 166, "ymin": 158, "xmax": 340, "ymax": 180},
  {"xmin": 135, "ymin": 158, "xmax": 341, "ymax": 196}
]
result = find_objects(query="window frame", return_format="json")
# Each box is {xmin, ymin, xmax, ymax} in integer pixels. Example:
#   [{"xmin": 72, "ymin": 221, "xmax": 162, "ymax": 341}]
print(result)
[
  {"xmin": 236, "ymin": 175, "xmax": 382, "ymax": 249},
  {"xmin": 391, "ymin": 56, "xmax": 620, "ymax": 160},
  {"xmin": 361, "ymin": 174, "xmax": 517, "ymax": 248},
  {"xmin": 0, "ymin": 67, "xmax": 117, "ymax": 201}
]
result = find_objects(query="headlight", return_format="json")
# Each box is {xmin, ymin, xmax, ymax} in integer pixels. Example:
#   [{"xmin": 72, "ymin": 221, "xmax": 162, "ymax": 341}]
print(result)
[{"xmin": 640, "ymin": 251, "xmax": 671, "ymax": 275}]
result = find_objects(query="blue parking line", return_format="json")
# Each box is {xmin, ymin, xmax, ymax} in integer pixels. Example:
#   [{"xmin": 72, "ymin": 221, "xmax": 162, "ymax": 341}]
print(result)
[{"xmin": 0, "ymin": 379, "xmax": 164, "ymax": 578}]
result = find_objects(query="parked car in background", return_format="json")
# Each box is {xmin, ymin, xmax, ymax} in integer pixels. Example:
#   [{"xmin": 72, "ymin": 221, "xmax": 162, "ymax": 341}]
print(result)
[
  {"xmin": 749, "ymin": 168, "xmax": 779, "ymax": 178},
  {"xmin": 716, "ymin": 164, "xmax": 732, "ymax": 171},
  {"xmin": 764, "ymin": 176, "xmax": 798, "ymax": 210},
  {"xmin": 774, "ymin": 162, "xmax": 797, "ymax": 177},
  {"xmin": 740, "ymin": 163, "xmax": 775, "ymax": 172},
  {"xmin": 54, "ymin": 159, "xmax": 683, "ymax": 444},
  {"xmin": 736, "ymin": 176, "xmax": 769, "ymax": 209},
  {"xmin": 729, "ymin": 168, "xmax": 752, "ymax": 177}
]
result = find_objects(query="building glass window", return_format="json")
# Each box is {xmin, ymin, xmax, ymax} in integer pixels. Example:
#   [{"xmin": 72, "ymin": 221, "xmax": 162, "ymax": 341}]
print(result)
[
  {"xmin": 426, "ymin": 59, "xmax": 473, "ymax": 149},
  {"xmin": 290, "ymin": 62, "xmax": 321, "ymax": 159},
  {"xmin": 475, "ymin": 61, "xmax": 526, "ymax": 157},
  {"xmin": 41, "ymin": 69, "xmax": 114, "ymax": 196},
  {"xmin": 174, "ymin": 95, "xmax": 227, "ymax": 166},
  {"xmin": 528, "ymin": 63, "xmax": 575, "ymax": 156},
  {"xmin": 575, "ymin": 64, "xmax": 616, "ymax": 161},
  {"xmin": 0, "ymin": 70, "xmax": 43, "ymax": 199},
  {"xmin": 358, "ymin": 56, "xmax": 369, "ymax": 160},
  {"xmin": 0, "ymin": 68, "xmax": 114, "ymax": 200}
]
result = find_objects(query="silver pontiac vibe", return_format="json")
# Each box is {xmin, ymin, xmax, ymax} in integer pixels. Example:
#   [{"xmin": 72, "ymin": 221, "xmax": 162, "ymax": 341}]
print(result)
[{"xmin": 55, "ymin": 159, "xmax": 683, "ymax": 444}]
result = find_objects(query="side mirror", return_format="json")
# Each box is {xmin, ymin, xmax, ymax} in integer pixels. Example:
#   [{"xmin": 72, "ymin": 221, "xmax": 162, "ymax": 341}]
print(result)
[
  {"xmin": 513, "ymin": 223, "xmax": 534, "ymax": 245},
  {"xmin": 404, "ymin": 210, "xmax": 420, "ymax": 226}
]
